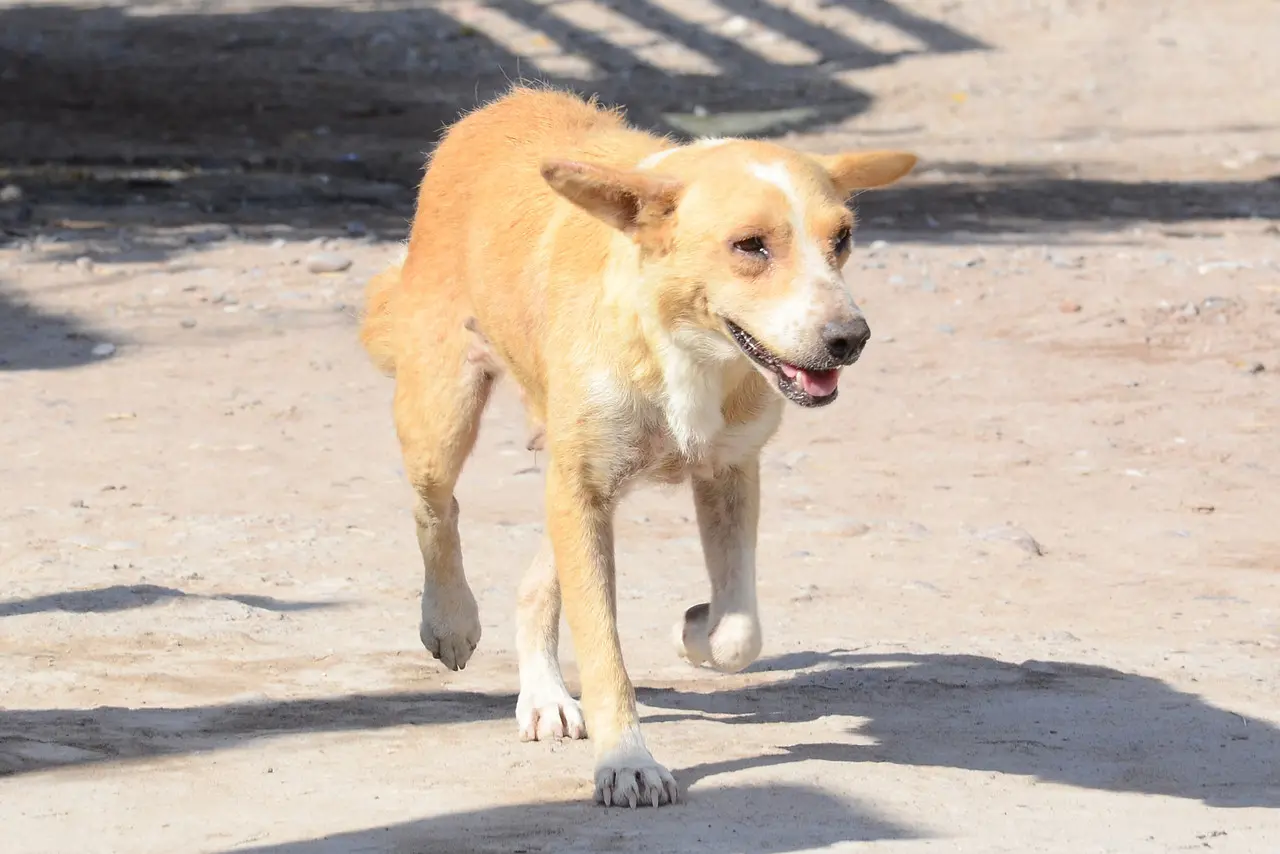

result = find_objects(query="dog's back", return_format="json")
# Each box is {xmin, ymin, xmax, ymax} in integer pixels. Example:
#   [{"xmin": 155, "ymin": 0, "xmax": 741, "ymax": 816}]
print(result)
[{"xmin": 359, "ymin": 88, "xmax": 666, "ymax": 399}]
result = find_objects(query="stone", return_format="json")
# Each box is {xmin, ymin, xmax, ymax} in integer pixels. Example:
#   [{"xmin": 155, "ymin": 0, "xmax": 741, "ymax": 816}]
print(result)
[
  {"xmin": 306, "ymin": 252, "xmax": 353, "ymax": 274},
  {"xmin": 973, "ymin": 524, "xmax": 1044, "ymax": 557}
]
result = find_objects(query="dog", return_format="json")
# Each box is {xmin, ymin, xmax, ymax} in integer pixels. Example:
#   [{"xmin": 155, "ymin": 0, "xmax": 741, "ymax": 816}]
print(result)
[{"xmin": 359, "ymin": 85, "xmax": 916, "ymax": 808}]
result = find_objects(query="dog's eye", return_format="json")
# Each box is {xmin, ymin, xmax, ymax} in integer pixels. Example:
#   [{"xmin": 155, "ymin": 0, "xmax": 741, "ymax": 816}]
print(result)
[
  {"xmin": 733, "ymin": 236, "xmax": 769, "ymax": 259},
  {"xmin": 832, "ymin": 226, "xmax": 852, "ymax": 255}
]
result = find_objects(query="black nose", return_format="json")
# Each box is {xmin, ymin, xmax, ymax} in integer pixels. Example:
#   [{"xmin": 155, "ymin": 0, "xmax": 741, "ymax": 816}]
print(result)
[{"xmin": 822, "ymin": 317, "xmax": 871, "ymax": 363}]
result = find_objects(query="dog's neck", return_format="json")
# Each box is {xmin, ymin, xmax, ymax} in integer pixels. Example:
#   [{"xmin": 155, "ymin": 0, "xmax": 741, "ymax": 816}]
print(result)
[{"xmin": 597, "ymin": 236, "xmax": 763, "ymax": 462}]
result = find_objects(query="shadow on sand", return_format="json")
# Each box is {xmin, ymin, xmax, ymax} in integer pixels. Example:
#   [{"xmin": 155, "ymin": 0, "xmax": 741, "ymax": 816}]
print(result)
[
  {"xmin": 225, "ymin": 782, "xmax": 918, "ymax": 854},
  {"xmin": 640, "ymin": 650, "xmax": 1280, "ymax": 809},
  {"xmin": 0, "ymin": 583, "xmax": 341, "ymax": 617},
  {"xmin": 4, "ymin": 649, "xmax": 1275, "ymax": 811}
]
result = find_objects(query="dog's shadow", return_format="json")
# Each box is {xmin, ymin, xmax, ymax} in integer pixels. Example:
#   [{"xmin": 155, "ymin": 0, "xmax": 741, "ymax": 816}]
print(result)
[
  {"xmin": 639, "ymin": 650, "xmax": 1280, "ymax": 808},
  {"xmin": 228, "ymin": 783, "xmax": 917, "ymax": 854}
]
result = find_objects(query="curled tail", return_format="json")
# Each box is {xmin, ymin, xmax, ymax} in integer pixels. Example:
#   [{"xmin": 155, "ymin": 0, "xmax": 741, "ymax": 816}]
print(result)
[{"xmin": 359, "ymin": 261, "xmax": 402, "ymax": 376}]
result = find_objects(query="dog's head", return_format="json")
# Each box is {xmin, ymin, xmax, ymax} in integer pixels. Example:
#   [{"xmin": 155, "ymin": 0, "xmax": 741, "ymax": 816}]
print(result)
[{"xmin": 541, "ymin": 140, "xmax": 916, "ymax": 407}]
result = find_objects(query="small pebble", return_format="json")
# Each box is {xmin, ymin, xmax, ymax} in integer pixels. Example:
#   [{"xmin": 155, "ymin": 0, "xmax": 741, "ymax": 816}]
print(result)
[
  {"xmin": 91, "ymin": 342, "xmax": 116, "ymax": 357},
  {"xmin": 973, "ymin": 525, "xmax": 1044, "ymax": 557},
  {"xmin": 180, "ymin": 318, "xmax": 197, "ymax": 329},
  {"xmin": 306, "ymin": 252, "xmax": 353, "ymax": 274},
  {"xmin": 1243, "ymin": 361, "xmax": 1265, "ymax": 375},
  {"xmin": 75, "ymin": 256, "xmax": 95, "ymax": 272},
  {"xmin": 937, "ymin": 324, "xmax": 956, "ymax": 335},
  {"xmin": 1059, "ymin": 300, "xmax": 1082, "ymax": 313},
  {"xmin": 1049, "ymin": 254, "xmax": 1085, "ymax": 269},
  {"xmin": 0, "ymin": 184, "xmax": 22, "ymax": 203},
  {"xmin": 1197, "ymin": 261, "xmax": 1250, "ymax": 275}
]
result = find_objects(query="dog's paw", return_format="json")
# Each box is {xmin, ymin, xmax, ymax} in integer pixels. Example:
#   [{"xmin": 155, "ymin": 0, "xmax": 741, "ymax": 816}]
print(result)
[
  {"xmin": 674, "ymin": 602, "xmax": 761, "ymax": 673},
  {"xmin": 517, "ymin": 683, "xmax": 587, "ymax": 742},
  {"xmin": 594, "ymin": 748, "xmax": 680, "ymax": 808},
  {"xmin": 419, "ymin": 581, "xmax": 481, "ymax": 671}
]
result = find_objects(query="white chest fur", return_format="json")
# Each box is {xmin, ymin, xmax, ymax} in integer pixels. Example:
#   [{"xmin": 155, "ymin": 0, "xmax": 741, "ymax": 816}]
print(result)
[
  {"xmin": 583, "ymin": 330, "xmax": 782, "ymax": 487},
  {"xmin": 651, "ymin": 330, "xmax": 783, "ymax": 478}
]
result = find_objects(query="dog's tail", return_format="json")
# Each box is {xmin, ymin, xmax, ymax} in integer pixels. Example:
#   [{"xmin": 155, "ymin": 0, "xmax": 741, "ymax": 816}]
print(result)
[{"xmin": 359, "ymin": 254, "xmax": 404, "ymax": 377}]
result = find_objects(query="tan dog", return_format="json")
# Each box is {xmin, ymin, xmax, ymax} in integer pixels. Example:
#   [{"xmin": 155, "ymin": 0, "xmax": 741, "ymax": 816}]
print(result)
[{"xmin": 359, "ymin": 86, "xmax": 916, "ymax": 808}]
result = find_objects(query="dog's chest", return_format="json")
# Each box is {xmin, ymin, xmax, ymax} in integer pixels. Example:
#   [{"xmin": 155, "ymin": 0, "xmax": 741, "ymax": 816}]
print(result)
[
  {"xmin": 636, "ymin": 393, "xmax": 781, "ymax": 484},
  {"xmin": 587, "ymin": 341, "xmax": 781, "ymax": 487}
]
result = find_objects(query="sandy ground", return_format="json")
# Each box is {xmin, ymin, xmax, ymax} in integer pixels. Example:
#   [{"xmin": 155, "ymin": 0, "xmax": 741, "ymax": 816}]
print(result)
[{"xmin": 2, "ymin": 1, "xmax": 1279, "ymax": 852}]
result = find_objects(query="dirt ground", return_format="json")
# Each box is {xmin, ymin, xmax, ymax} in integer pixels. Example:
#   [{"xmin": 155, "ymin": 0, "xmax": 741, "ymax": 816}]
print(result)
[{"xmin": 1, "ymin": 1, "xmax": 1279, "ymax": 851}]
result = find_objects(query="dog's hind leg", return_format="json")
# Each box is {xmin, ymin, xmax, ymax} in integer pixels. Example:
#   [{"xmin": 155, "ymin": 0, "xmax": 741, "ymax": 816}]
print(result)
[
  {"xmin": 393, "ymin": 314, "xmax": 497, "ymax": 671},
  {"xmin": 677, "ymin": 459, "xmax": 764, "ymax": 673},
  {"xmin": 515, "ymin": 537, "xmax": 587, "ymax": 741}
]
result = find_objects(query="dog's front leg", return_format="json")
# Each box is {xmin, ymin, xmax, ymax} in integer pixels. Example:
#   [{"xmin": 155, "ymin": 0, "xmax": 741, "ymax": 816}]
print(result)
[
  {"xmin": 515, "ymin": 536, "xmax": 586, "ymax": 742},
  {"xmin": 547, "ymin": 462, "xmax": 679, "ymax": 808},
  {"xmin": 678, "ymin": 458, "xmax": 764, "ymax": 673}
]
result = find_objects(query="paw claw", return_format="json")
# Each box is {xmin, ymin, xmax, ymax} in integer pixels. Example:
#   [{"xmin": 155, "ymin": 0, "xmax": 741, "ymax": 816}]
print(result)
[{"xmin": 594, "ymin": 755, "xmax": 679, "ymax": 808}]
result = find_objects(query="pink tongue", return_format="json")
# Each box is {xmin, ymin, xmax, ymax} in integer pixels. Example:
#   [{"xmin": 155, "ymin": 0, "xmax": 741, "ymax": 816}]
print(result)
[{"xmin": 796, "ymin": 368, "xmax": 840, "ymax": 397}]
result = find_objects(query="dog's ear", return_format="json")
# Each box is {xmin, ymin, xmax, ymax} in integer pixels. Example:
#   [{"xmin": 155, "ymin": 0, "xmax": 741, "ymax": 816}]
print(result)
[
  {"xmin": 541, "ymin": 160, "xmax": 683, "ymax": 235},
  {"xmin": 813, "ymin": 151, "xmax": 918, "ymax": 197}
]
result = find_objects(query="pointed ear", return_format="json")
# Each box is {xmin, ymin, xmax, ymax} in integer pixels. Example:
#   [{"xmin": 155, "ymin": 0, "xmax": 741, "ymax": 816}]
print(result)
[
  {"xmin": 541, "ymin": 159, "xmax": 683, "ymax": 234},
  {"xmin": 814, "ymin": 150, "xmax": 918, "ymax": 197}
]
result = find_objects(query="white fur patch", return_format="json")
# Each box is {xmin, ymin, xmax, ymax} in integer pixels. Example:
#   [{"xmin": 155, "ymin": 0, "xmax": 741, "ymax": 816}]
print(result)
[
  {"xmin": 713, "ymin": 396, "xmax": 783, "ymax": 467},
  {"xmin": 749, "ymin": 161, "xmax": 859, "ymax": 344},
  {"xmin": 657, "ymin": 327, "xmax": 733, "ymax": 459},
  {"xmin": 748, "ymin": 160, "xmax": 829, "ymax": 283}
]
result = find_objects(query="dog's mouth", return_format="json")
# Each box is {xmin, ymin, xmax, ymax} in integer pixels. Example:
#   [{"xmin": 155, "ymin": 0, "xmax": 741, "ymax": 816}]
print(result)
[{"xmin": 723, "ymin": 319, "xmax": 841, "ymax": 408}]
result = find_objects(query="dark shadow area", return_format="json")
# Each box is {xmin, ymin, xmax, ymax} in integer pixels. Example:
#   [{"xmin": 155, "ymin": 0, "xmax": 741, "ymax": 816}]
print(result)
[
  {"xmin": 0, "ymin": 688, "xmax": 512, "ymax": 777},
  {"xmin": 5, "ymin": 648, "xmax": 1276, "ymax": 814},
  {"xmin": 638, "ymin": 650, "xmax": 1280, "ymax": 809},
  {"xmin": 0, "ymin": 281, "xmax": 116, "ymax": 370},
  {"xmin": 0, "ymin": 0, "xmax": 983, "ymax": 171},
  {"xmin": 0, "ymin": 0, "xmax": 991, "ymax": 244},
  {"xmin": 0, "ymin": 3, "xmax": 1272, "ymax": 250},
  {"xmin": 226, "ymin": 783, "xmax": 918, "ymax": 854},
  {"xmin": 0, "ymin": 583, "xmax": 342, "ymax": 617},
  {"xmin": 863, "ymin": 173, "xmax": 1280, "ymax": 240}
]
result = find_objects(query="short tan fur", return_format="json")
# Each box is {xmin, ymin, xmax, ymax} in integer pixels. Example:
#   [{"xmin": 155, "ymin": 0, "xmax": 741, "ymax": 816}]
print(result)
[{"xmin": 360, "ymin": 86, "xmax": 916, "ymax": 808}]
